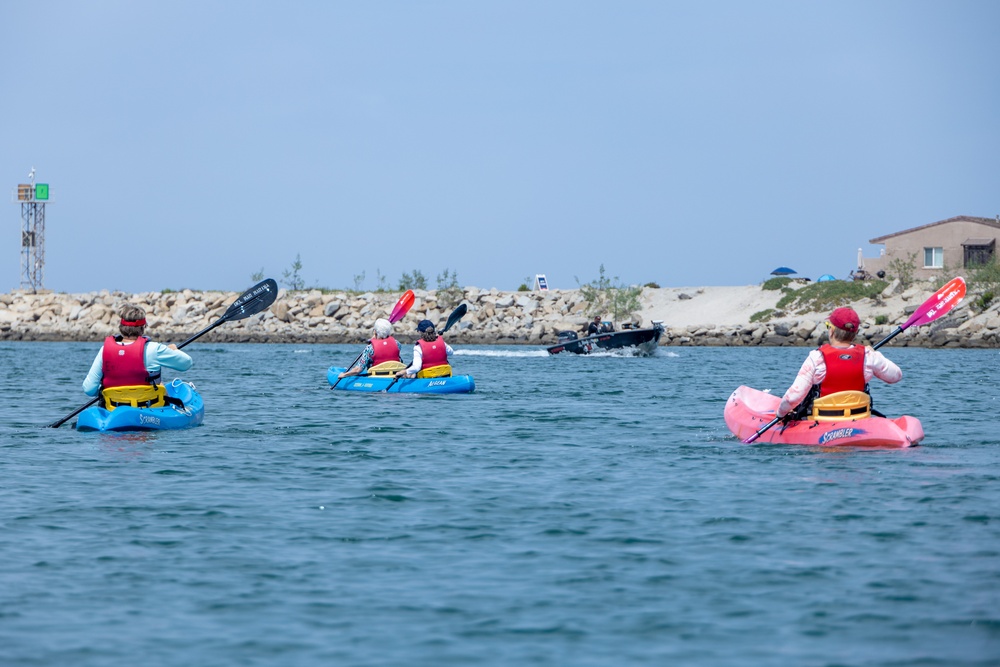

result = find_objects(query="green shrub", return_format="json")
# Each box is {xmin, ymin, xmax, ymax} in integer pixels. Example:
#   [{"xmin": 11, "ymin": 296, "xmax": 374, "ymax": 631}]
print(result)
[
  {"xmin": 576, "ymin": 264, "xmax": 643, "ymax": 322},
  {"xmin": 973, "ymin": 291, "xmax": 994, "ymax": 313},
  {"xmin": 762, "ymin": 277, "xmax": 792, "ymax": 290},
  {"xmin": 886, "ymin": 252, "xmax": 917, "ymax": 290},
  {"xmin": 644, "ymin": 281, "xmax": 661, "ymax": 289},
  {"xmin": 398, "ymin": 269, "xmax": 428, "ymax": 291},
  {"xmin": 775, "ymin": 280, "xmax": 888, "ymax": 314},
  {"xmin": 750, "ymin": 309, "xmax": 775, "ymax": 323},
  {"xmin": 968, "ymin": 258, "xmax": 1000, "ymax": 292},
  {"xmin": 517, "ymin": 283, "xmax": 530, "ymax": 292},
  {"xmin": 874, "ymin": 314, "xmax": 889, "ymax": 325}
]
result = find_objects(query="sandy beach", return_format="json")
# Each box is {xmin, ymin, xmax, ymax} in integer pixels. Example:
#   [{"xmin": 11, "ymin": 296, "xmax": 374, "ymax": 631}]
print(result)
[{"xmin": 639, "ymin": 284, "xmax": 931, "ymax": 329}]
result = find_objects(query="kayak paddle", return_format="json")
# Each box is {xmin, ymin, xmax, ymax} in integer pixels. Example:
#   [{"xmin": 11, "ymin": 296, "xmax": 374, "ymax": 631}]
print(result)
[
  {"xmin": 440, "ymin": 303, "xmax": 468, "ymax": 335},
  {"xmin": 380, "ymin": 303, "xmax": 468, "ymax": 393},
  {"xmin": 48, "ymin": 278, "xmax": 279, "ymax": 429},
  {"xmin": 331, "ymin": 290, "xmax": 416, "ymax": 389},
  {"xmin": 743, "ymin": 276, "xmax": 967, "ymax": 444}
]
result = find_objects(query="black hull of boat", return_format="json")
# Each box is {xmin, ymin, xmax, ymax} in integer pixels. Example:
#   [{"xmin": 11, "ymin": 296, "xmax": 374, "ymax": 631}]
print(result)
[{"xmin": 546, "ymin": 326, "xmax": 663, "ymax": 356}]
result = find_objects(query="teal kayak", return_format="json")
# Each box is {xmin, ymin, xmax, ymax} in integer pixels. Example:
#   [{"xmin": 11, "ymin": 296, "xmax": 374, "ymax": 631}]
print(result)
[
  {"xmin": 327, "ymin": 367, "xmax": 475, "ymax": 394},
  {"xmin": 76, "ymin": 380, "xmax": 205, "ymax": 432}
]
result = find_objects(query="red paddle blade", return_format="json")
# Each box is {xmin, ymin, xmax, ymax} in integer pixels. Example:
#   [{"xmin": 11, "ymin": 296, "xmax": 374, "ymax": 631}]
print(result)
[
  {"xmin": 901, "ymin": 277, "xmax": 966, "ymax": 330},
  {"xmin": 389, "ymin": 290, "xmax": 415, "ymax": 324}
]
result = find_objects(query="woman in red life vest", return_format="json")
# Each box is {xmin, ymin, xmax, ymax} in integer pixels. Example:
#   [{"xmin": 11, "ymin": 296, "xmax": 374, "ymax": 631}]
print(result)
[
  {"xmin": 81, "ymin": 305, "xmax": 193, "ymax": 397},
  {"xmin": 337, "ymin": 318, "xmax": 402, "ymax": 379},
  {"xmin": 776, "ymin": 307, "xmax": 901, "ymax": 418},
  {"xmin": 395, "ymin": 319, "xmax": 454, "ymax": 378}
]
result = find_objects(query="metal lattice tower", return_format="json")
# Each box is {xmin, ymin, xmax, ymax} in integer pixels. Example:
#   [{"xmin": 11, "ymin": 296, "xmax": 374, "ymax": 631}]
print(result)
[{"xmin": 14, "ymin": 168, "xmax": 48, "ymax": 293}]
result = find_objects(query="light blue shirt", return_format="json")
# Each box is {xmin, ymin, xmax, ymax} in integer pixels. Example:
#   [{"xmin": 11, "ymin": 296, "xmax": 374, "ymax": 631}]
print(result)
[{"xmin": 82, "ymin": 339, "xmax": 194, "ymax": 396}]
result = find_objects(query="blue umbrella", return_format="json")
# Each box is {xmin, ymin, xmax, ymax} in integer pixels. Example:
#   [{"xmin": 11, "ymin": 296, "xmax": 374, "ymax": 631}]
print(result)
[
  {"xmin": 817, "ymin": 274, "xmax": 836, "ymax": 282},
  {"xmin": 770, "ymin": 267, "xmax": 797, "ymax": 276}
]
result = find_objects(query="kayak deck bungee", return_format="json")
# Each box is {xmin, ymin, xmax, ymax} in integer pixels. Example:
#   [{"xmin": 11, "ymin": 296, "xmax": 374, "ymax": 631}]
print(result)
[
  {"xmin": 724, "ymin": 385, "xmax": 923, "ymax": 448},
  {"xmin": 327, "ymin": 366, "xmax": 475, "ymax": 394},
  {"xmin": 76, "ymin": 379, "xmax": 205, "ymax": 432}
]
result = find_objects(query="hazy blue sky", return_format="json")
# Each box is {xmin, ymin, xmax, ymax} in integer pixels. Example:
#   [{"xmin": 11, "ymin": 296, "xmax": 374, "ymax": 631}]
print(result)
[{"xmin": 3, "ymin": 1, "xmax": 998, "ymax": 294}]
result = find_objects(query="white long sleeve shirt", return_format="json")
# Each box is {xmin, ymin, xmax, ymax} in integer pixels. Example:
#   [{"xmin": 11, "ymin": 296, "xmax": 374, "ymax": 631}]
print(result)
[
  {"xmin": 82, "ymin": 340, "xmax": 193, "ymax": 396},
  {"xmin": 405, "ymin": 340, "xmax": 454, "ymax": 376},
  {"xmin": 778, "ymin": 345, "xmax": 901, "ymax": 417}
]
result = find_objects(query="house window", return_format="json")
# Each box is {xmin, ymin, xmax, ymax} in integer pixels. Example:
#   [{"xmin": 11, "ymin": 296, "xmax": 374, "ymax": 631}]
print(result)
[
  {"xmin": 963, "ymin": 239, "xmax": 995, "ymax": 268},
  {"xmin": 923, "ymin": 247, "xmax": 944, "ymax": 268}
]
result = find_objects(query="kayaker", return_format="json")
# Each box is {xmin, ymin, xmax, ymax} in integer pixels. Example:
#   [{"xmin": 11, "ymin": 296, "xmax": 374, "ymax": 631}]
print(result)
[
  {"xmin": 337, "ymin": 318, "xmax": 402, "ymax": 379},
  {"xmin": 82, "ymin": 305, "xmax": 193, "ymax": 398},
  {"xmin": 776, "ymin": 307, "xmax": 901, "ymax": 419},
  {"xmin": 395, "ymin": 319, "xmax": 454, "ymax": 378}
]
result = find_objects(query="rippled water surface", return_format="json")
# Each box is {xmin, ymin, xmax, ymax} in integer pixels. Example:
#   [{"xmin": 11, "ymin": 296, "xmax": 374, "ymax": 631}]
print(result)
[{"xmin": 2, "ymin": 342, "xmax": 998, "ymax": 666}]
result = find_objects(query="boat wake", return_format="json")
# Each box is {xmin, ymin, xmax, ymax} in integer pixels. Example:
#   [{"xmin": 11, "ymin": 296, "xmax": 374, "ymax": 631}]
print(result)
[{"xmin": 454, "ymin": 349, "xmax": 550, "ymax": 358}]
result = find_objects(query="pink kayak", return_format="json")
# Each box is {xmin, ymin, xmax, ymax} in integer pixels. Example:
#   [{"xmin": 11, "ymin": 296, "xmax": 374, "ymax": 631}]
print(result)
[{"xmin": 725, "ymin": 385, "xmax": 924, "ymax": 448}]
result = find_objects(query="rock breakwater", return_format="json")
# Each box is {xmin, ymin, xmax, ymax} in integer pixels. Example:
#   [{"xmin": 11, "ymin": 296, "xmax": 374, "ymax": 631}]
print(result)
[{"xmin": 1, "ymin": 286, "xmax": 997, "ymax": 348}]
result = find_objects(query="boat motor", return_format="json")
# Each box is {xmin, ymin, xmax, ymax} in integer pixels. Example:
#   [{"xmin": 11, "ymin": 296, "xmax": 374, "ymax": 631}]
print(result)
[{"xmin": 556, "ymin": 330, "xmax": 579, "ymax": 343}]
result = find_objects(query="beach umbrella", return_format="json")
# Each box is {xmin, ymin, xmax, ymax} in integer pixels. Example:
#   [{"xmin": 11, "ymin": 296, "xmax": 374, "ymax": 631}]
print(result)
[
  {"xmin": 817, "ymin": 274, "xmax": 836, "ymax": 282},
  {"xmin": 770, "ymin": 267, "xmax": 797, "ymax": 276}
]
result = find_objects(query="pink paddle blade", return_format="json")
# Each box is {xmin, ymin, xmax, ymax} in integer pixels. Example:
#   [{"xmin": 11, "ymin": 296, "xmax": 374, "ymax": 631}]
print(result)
[
  {"xmin": 901, "ymin": 277, "xmax": 966, "ymax": 330},
  {"xmin": 389, "ymin": 290, "xmax": 415, "ymax": 324}
]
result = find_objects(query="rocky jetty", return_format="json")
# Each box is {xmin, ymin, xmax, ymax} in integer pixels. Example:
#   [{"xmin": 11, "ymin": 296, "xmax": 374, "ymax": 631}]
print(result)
[{"xmin": 1, "ymin": 284, "xmax": 997, "ymax": 348}]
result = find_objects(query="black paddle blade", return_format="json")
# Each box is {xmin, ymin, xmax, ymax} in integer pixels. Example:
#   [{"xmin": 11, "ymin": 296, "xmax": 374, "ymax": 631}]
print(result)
[
  {"xmin": 223, "ymin": 279, "xmax": 278, "ymax": 322},
  {"xmin": 441, "ymin": 303, "xmax": 468, "ymax": 334}
]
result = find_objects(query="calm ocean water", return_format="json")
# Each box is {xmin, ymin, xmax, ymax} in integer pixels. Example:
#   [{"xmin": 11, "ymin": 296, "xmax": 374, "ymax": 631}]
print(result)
[{"xmin": 1, "ymin": 341, "xmax": 998, "ymax": 667}]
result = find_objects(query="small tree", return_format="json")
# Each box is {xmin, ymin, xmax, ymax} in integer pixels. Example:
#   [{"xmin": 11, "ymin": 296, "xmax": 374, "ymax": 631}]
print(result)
[
  {"xmin": 576, "ymin": 264, "xmax": 643, "ymax": 322},
  {"xmin": 352, "ymin": 270, "xmax": 366, "ymax": 292},
  {"xmin": 436, "ymin": 268, "xmax": 463, "ymax": 309},
  {"xmin": 282, "ymin": 254, "xmax": 305, "ymax": 291},
  {"xmin": 399, "ymin": 270, "xmax": 428, "ymax": 291},
  {"xmin": 886, "ymin": 252, "xmax": 917, "ymax": 290},
  {"xmin": 375, "ymin": 268, "xmax": 389, "ymax": 292},
  {"xmin": 250, "ymin": 267, "xmax": 265, "ymax": 282}
]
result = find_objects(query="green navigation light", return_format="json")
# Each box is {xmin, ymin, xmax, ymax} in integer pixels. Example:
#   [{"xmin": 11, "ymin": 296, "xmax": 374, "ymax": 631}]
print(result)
[{"xmin": 35, "ymin": 184, "xmax": 49, "ymax": 200}]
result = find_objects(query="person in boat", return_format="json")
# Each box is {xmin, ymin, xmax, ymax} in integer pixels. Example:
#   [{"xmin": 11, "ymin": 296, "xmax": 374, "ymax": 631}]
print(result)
[
  {"xmin": 395, "ymin": 319, "xmax": 454, "ymax": 378},
  {"xmin": 82, "ymin": 305, "xmax": 193, "ymax": 402},
  {"xmin": 775, "ymin": 307, "xmax": 901, "ymax": 419},
  {"xmin": 587, "ymin": 316, "xmax": 615, "ymax": 334},
  {"xmin": 337, "ymin": 318, "xmax": 402, "ymax": 379}
]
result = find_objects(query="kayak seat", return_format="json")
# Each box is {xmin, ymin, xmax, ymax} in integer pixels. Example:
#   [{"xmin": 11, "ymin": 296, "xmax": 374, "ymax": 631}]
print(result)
[
  {"xmin": 417, "ymin": 364, "xmax": 452, "ymax": 379},
  {"xmin": 810, "ymin": 391, "xmax": 871, "ymax": 422},
  {"xmin": 368, "ymin": 361, "xmax": 407, "ymax": 377},
  {"xmin": 101, "ymin": 384, "xmax": 168, "ymax": 410}
]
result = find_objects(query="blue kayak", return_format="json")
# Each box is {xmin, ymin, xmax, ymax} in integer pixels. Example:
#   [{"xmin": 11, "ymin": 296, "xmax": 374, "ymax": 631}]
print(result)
[
  {"xmin": 327, "ymin": 367, "xmax": 475, "ymax": 394},
  {"xmin": 76, "ymin": 380, "xmax": 205, "ymax": 432}
]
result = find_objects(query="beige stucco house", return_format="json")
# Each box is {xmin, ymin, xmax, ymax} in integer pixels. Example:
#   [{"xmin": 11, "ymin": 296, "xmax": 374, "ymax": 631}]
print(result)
[{"xmin": 861, "ymin": 215, "xmax": 1000, "ymax": 280}]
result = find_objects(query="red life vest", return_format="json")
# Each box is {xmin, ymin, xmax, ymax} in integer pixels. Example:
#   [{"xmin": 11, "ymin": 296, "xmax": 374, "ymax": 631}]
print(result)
[
  {"xmin": 370, "ymin": 336, "xmax": 401, "ymax": 365},
  {"xmin": 102, "ymin": 336, "xmax": 153, "ymax": 388},
  {"xmin": 818, "ymin": 343, "xmax": 865, "ymax": 396},
  {"xmin": 418, "ymin": 337, "xmax": 449, "ymax": 369}
]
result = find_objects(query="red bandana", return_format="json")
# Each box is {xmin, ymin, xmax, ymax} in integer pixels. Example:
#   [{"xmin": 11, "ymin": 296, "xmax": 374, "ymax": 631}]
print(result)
[{"xmin": 121, "ymin": 318, "xmax": 147, "ymax": 327}]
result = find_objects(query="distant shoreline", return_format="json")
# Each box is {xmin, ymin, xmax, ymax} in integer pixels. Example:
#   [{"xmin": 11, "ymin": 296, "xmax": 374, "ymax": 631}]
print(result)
[{"xmin": 1, "ymin": 285, "xmax": 995, "ymax": 348}]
